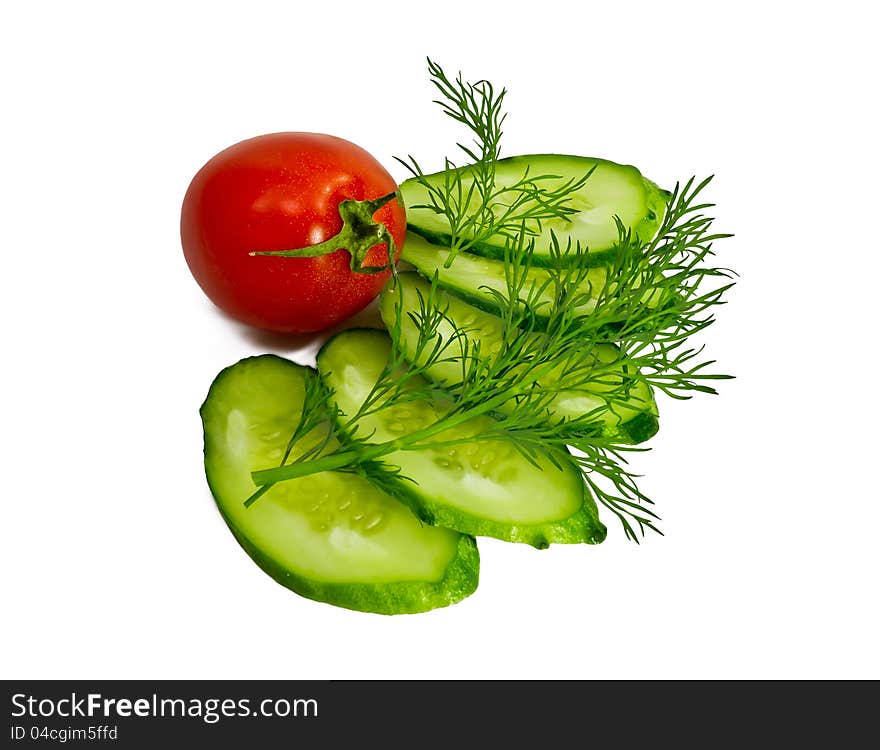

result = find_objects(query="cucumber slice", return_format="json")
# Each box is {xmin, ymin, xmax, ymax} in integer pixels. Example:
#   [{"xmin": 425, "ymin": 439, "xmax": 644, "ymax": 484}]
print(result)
[
  {"xmin": 401, "ymin": 232, "xmax": 606, "ymax": 326},
  {"xmin": 380, "ymin": 273, "xmax": 659, "ymax": 444},
  {"xmin": 201, "ymin": 354, "xmax": 479, "ymax": 614},
  {"xmin": 401, "ymin": 154, "xmax": 669, "ymax": 267},
  {"xmin": 317, "ymin": 330, "xmax": 605, "ymax": 548}
]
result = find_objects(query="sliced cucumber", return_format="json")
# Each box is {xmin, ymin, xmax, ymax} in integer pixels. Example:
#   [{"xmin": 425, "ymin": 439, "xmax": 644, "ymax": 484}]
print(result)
[
  {"xmin": 380, "ymin": 273, "xmax": 659, "ymax": 444},
  {"xmin": 401, "ymin": 233, "xmax": 608, "ymax": 327},
  {"xmin": 401, "ymin": 154, "xmax": 669, "ymax": 267},
  {"xmin": 201, "ymin": 354, "xmax": 479, "ymax": 614},
  {"xmin": 317, "ymin": 330, "xmax": 605, "ymax": 548}
]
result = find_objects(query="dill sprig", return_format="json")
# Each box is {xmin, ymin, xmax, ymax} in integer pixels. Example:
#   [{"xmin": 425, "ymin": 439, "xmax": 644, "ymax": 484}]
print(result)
[
  {"xmin": 246, "ymin": 62, "xmax": 735, "ymax": 542},
  {"xmin": 396, "ymin": 58, "xmax": 590, "ymax": 268}
]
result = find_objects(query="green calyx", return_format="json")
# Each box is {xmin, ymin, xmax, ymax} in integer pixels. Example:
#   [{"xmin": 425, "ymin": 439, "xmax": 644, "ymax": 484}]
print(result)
[{"xmin": 250, "ymin": 191, "xmax": 400, "ymax": 274}]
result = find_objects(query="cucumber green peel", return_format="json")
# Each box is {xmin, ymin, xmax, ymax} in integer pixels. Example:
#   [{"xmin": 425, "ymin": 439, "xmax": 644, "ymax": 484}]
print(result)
[
  {"xmin": 380, "ymin": 272, "xmax": 659, "ymax": 444},
  {"xmin": 317, "ymin": 329, "xmax": 605, "ymax": 548},
  {"xmin": 201, "ymin": 355, "xmax": 478, "ymax": 614}
]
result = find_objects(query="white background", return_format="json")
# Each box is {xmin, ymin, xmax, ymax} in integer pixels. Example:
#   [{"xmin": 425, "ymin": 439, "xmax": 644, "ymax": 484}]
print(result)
[{"xmin": 2, "ymin": 1, "xmax": 877, "ymax": 679}]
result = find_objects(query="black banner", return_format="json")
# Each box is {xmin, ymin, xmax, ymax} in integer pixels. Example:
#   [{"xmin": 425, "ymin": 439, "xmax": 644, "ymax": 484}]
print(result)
[{"xmin": 2, "ymin": 680, "xmax": 875, "ymax": 746}]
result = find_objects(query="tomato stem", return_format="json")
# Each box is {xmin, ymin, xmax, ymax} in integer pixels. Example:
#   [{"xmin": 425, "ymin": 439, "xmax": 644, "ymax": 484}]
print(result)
[{"xmin": 249, "ymin": 191, "xmax": 400, "ymax": 274}]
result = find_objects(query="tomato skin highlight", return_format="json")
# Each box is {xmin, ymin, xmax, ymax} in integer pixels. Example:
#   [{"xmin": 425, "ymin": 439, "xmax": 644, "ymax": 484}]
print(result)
[{"xmin": 181, "ymin": 132, "xmax": 405, "ymax": 333}]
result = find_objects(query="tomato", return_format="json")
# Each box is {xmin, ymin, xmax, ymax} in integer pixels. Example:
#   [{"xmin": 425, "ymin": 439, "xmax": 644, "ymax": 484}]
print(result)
[{"xmin": 180, "ymin": 132, "xmax": 405, "ymax": 333}]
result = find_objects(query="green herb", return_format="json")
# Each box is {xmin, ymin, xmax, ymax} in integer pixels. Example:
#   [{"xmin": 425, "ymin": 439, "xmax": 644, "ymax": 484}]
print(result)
[
  {"xmin": 396, "ymin": 59, "xmax": 591, "ymax": 268},
  {"xmin": 246, "ymin": 62, "xmax": 735, "ymax": 542}
]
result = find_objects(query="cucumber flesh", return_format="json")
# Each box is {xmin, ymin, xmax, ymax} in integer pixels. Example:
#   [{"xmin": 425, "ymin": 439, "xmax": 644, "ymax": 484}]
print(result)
[
  {"xmin": 401, "ymin": 154, "xmax": 669, "ymax": 267},
  {"xmin": 317, "ymin": 330, "xmax": 605, "ymax": 548},
  {"xmin": 380, "ymin": 273, "xmax": 659, "ymax": 444},
  {"xmin": 201, "ymin": 354, "xmax": 479, "ymax": 614}
]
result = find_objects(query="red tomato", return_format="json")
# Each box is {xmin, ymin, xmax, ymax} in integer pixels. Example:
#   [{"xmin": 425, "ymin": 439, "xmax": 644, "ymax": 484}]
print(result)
[{"xmin": 181, "ymin": 132, "xmax": 404, "ymax": 333}]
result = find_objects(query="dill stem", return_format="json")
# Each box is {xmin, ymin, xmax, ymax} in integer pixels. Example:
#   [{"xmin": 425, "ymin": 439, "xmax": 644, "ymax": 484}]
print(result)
[
  {"xmin": 250, "ymin": 405, "xmax": 496, "ymax": 488},
  {"xmin": 248, "ymin": 372, "xmax": 548, "ymax": 490},
  {"xmin": 250, "ymin": 450, "xmax": 364, "ymax": 486}
]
